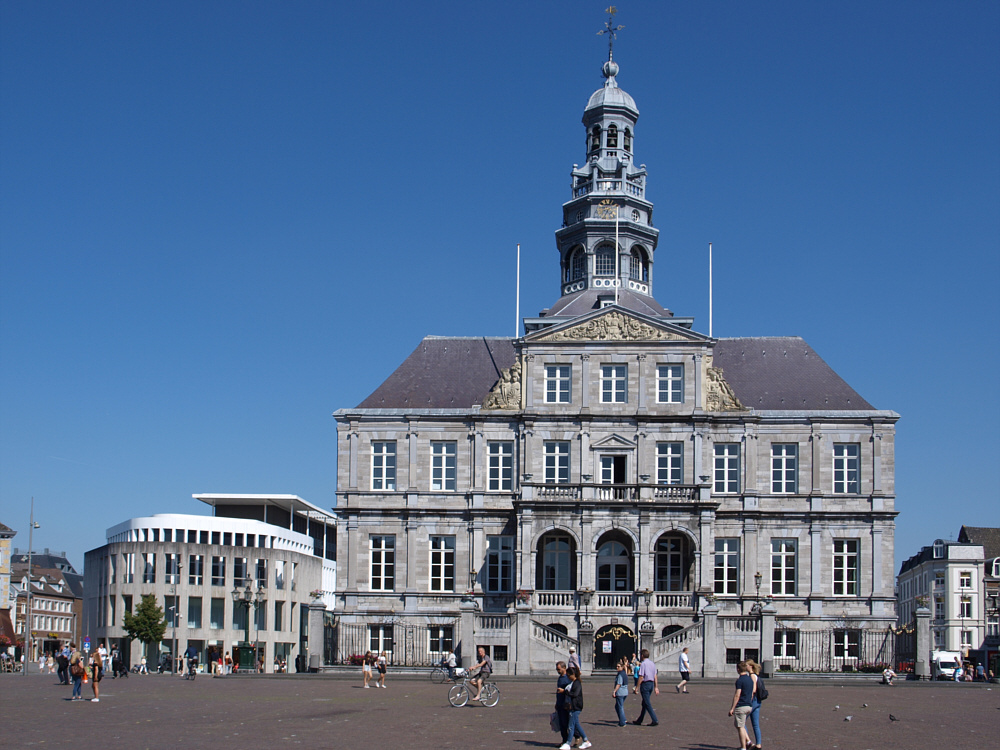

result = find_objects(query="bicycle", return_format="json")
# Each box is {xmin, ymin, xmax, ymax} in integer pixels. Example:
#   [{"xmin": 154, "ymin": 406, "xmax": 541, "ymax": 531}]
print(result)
[
  {"xmin": 448, "ymin": 675, "xmax": 500, "ymax": 707},
  {"xmin": 430, "ymin": 665, "xmax": 465, "ymax": 683}
]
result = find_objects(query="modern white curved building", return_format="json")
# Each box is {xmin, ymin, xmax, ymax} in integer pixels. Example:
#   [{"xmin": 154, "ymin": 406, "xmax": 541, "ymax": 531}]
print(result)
[{"xmin": 83, "ymin": 494, "xmax": 336, "ymax": 672}]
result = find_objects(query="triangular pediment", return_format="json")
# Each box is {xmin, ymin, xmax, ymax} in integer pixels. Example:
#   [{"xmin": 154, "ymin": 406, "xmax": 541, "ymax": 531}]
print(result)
[
  {"xmin": 526, "ymin": 307, "xmax": 708, "ymax": 344},
  {"xmin": 591, "ymin": 433, "xmax": 637, "ymax": 450}
]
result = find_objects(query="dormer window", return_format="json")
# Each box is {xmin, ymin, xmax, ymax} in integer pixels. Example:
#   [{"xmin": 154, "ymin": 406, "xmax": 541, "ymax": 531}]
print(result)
[
  {"xmin": 623, "ymin": 128, "xmax": 632, "ymax": 151},
  {"xmin": 933, "ymin": 540, "xmax": 945, "ymax": 559},
  {"xmin": 590, "ymin": 126, "xmax": 601, "ymax": 152},
  {"xmin": 607, "ymin": 124, "xmax": 618, "ymax": 148}
]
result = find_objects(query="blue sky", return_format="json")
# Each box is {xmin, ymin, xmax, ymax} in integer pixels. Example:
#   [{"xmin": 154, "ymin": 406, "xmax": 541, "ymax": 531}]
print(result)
[{"xmin": 2, "ymin": 1, "xmax": 998, "ymax": 573}]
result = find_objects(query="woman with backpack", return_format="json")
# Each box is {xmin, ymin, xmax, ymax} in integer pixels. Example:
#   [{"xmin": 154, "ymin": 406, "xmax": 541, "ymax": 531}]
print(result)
[{"xmin": 745, "ymin": 659, "xmax": 765, "ymax": 750}]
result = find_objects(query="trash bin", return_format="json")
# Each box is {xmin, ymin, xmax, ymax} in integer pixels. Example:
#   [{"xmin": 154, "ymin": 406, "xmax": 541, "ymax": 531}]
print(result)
[{"xmin": 309, "ymin": 654, "xmax": 319, "ymax": 673}]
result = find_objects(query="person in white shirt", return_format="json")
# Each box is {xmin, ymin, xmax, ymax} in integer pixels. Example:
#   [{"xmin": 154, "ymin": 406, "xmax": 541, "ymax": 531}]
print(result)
[{"xmin": 677, "ymin": 647, "xmax": 691, "ymax": 693}]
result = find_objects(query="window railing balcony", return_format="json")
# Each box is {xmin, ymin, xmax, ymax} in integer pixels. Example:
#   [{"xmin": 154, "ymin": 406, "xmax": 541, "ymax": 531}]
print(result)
[
  {"xmin": 521, "ymin": 482, "xmax": 703, "ymax": 503},
  {"xmin": 527, "ymin": 589, "xmax": 696, "ymax": 613}
]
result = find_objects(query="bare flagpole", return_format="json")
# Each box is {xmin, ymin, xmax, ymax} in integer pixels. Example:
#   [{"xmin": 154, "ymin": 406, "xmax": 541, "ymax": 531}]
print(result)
[
  {"xmin": 709, "ymin": 242, "xmax": 713, "ymax": 337},
  {"xmin": 515, "ymin": 243, "xmax": 521, "ymax": 338},
  {"xmin": 614, "ymin": 208, "xmax": 620, "ymax": 305}
]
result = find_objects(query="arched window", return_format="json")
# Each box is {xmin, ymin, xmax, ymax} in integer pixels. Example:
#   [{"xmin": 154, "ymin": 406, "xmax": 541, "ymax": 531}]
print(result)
[
  {"xmin": 590, "ymin": 126, "xmax": 602, "ymax": 152},
  {"xmin": 629, "ymin": 247, "xmax": 648, "ymax": 282},
  {"xmin": 594, "ymin": 246, "xmax": 615, "ymax": 276},
  {"xmin": 569, "ymin": 247, "xmax": 586, "ymax": 281},
  {"xmin": 607, "ymin": 124, "xmax": 618, "ymax": 148},
  {"xmin": 661, "ymin": 624, "xmax": 683, "ymax": 638},
  {"xmin": 623, "ymin": 128, "xmax": 632, "ymax": 151},
  {"xmin": 548, "ymin": 623, "xmax": 568, "ymax": 636},
  {"xmin": 655, "ymin": 534, "xmax": 692, "ymax": 591},
  {"xmin": 537, "ymin": 532, "xmax": 576, "ymax": 591},
  {"xmin": 596, "ymin": 534, "xmax": 633, "ymax": 591}
]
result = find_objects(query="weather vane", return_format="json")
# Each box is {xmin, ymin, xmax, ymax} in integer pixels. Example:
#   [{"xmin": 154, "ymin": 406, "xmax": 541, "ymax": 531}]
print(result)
[{"xmin": 597, "ymin": 6, "xmax": 624, "ymax": 61}]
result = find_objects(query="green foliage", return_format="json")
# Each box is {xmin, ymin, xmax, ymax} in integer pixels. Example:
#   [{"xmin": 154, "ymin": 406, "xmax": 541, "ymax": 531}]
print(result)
[{"xmin": 122, "ymin": 594, "xmax": 167, "ymax": 646}]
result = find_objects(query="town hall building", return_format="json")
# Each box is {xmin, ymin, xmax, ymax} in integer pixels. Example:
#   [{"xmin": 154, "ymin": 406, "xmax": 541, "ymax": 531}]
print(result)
[{"xmin": 331, "ymin": 46, "xmax": 899, "ymax": 676}]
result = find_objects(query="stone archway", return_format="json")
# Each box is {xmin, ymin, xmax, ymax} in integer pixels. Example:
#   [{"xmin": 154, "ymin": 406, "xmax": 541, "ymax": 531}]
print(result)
[{"xmin": 594, "ymin": 623, "xmax": 638, "ymax": 671}]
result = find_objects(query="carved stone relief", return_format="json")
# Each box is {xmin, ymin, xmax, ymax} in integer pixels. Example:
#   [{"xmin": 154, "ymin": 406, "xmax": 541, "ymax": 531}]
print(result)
[
  {"xmin": 705, "ymin": 364, "xmax": 745, "ymax": 412},
  {"xmin": 542, "ymin": 311, "xmax": 688, "ymax": 342},
  {"xmin": 482, "ymin": 358, "xmax": 522, "ymax": 410}
]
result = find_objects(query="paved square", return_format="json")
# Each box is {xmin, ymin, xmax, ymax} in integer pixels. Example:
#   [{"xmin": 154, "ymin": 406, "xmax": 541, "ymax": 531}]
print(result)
[{"xmin": 3, "ymin": 672, "xmax": 997, "ymax": 749}]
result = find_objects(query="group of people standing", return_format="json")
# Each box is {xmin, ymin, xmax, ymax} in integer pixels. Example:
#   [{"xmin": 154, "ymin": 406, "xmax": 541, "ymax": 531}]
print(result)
[{"xmin": 58, "ymin": 642, "xmax": 105, "ymax": 703}]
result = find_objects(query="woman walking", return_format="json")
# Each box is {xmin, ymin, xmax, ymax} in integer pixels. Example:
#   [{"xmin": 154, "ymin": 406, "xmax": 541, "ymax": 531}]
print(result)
[
  {"xmin": 727, "ymin": 661, "xmax": 755, "ymax": 750},
  {"xmin": 559, "ymin": 666, "xmax": 592, "ymax": 750},
  {"xmin": 612, "ymin": 657, "xmax": 629, "ymax": 727},
  {"xmin": 89, "ymin": 648, "xmax": 103, "ymax": 702},
  {"xmin": 745, "ymin": 659, "xmax": 763, "ymax": 750},
  {"xmin": 69, "ymin": 644, "xmax": 84, "ymax": 700},
  {"xmin": 376, "ymin": 651, "xmax": 387, "ymax": 688},
  {"xmin": 362, "ymin": 650, "xmax": 373, "ymax": 688}
]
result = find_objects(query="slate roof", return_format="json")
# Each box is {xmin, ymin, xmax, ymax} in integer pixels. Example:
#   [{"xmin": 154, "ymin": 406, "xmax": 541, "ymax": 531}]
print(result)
[
  {"xmin": 958, "ymin": 526, "xmax": 1000, "ymax": 560},
  {"xmin": 713, "ymin": 337, "xmax": 874, "ymax": 411},
  {"xmin": 356, "ymin": 337, "xmax": 517, "ymax": 409},
  {"xmin": 0, "ymin": 521, "xmax": 14, "ymax": 535},
  {"xmin": 540, "ymin": 288, "xmax": 673, "ymax": 320},
  {"xmin": 353, "ymin": 333, "xmax": 876, "ymax": 412}
]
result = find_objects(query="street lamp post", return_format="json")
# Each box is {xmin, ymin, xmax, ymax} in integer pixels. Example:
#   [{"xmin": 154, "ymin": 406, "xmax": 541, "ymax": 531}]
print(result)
[
  {"xmin": 231, "ymin": 583, "xmax": 267, "ymax": 672},
  {"xmin": 24, "ymin": 498, "xmax": 40, "ymax": 679},
  {"xmin": 578, "ymin": 587, "xmax": 594, "ymax": 630}
]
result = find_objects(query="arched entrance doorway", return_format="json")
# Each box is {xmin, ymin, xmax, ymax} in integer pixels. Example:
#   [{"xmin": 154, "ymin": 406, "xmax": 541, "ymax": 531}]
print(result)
[{"xmin": 594, "ymin": 624, "xmax": 637, "ymax": 671}]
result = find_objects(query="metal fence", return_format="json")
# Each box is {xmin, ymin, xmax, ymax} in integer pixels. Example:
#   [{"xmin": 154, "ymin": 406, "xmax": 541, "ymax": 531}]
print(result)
[
  {"xmin": 774, "ymin": 626, "xmax": 913, "ymax": 673},
  {"xmin": 332, "ymin": 621, "xmax": 459, "ymax": 667}
]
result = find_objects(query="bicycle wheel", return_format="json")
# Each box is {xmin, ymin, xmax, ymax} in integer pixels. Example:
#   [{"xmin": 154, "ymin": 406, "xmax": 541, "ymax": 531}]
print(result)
[
  {"xmin": 448, "ymin": 683, "xmax": 469, "ymax": 707},
  {"xmin": 430, "ymin": 667, "xmax": 447, "ymax": 684},
  {"xmin": 481, "ymin": 683, "xmax": 500, "ymax": 707}
]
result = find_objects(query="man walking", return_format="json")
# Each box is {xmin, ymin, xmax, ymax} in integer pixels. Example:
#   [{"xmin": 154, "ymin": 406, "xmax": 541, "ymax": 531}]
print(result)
[
  {"xmin": 632, "ymin": 648, "xmax": 659, "ymax": 726},
  {"xmin": 677, "ymin": 647, "xmax": 691, "ymax": 693},
  {"xmin": 57, "ymin": 643, "xmax": 71, "ymax": 685}
]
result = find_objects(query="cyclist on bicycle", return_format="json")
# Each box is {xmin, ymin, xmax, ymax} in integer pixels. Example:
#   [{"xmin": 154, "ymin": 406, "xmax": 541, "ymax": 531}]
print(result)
[
  {"xmin": 443, "ymin": 648, "xmax": 459, "ymax": 680},
  {"xmin": 468, "ymin": 646, "xmax": 492, "ymax": 701}
]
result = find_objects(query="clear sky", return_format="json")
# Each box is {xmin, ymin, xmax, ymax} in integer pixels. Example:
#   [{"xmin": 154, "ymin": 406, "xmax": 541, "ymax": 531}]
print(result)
[{"xmin": 2, "ymin": 1, "xmax": 998, "ymax": 574}]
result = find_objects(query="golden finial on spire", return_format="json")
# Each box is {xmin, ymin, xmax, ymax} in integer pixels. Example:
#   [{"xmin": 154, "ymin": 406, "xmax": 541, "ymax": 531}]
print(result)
[{"xmin": 597, "ymin": 6, "xmax": 625, "ymax": 61}]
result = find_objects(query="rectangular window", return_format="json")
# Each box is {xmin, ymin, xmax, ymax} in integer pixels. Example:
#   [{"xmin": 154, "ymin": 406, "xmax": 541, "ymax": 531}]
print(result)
[
  {"xmin": 987, "ymin": 616, "xmax": 999, "ymax": 637},
  {"xmin": 275, "ymin": 560, "xmax": 286, "ymax": 590},
  {"xmin": 771, "ymin": 539, "xmax": 797, "ymax": 596},
  {"xmin": 210, "ymin": 598, "xmax": 225, "ymax": 629},
  {"xmin": 485, "ymin": 535, "xmax": 514, "ymax": 593},
  {"xmin": 188, "ymin": 555, "xmax": 204, "ymax": 586},
  {"xmin": 142, "ymin": 553, "xmax": 156, "ymax": 584},
  {"xmin": 935, "ymin": 596, "xmax": 945, "ymax": 619},
  {"xmin": 771, "ymin": 444, "xmax": 798, "ymax": 494},
  {"xmin": 714, "ymin": 443, "xmax": 740, "ymax": 493},
  {"xmin": 431, "ymin": 441, "xmax": 457, "ymax": 491},
  {"xmin": 833, "ymin": 540, "xmax": 859, "ymax": 596},
  {"xmin": 601, "ymin": 364, "xmax": 627, "ymax": 403},
  {"xmin": 370, "ymin": 535, "xmax": 395, "ymax": 591},
  {"xmin": 544, "ymin": 441, "xmax": 571, "ymax": 483},
  {"xmin": 959, "ymin": 571, "xmax": 972, "ymax": 588},
  {"xmin": 657, "ymin": 364, "xmax": 684, "ymax": 403},
  {"xmin": 960, "ymin": 598, "xmax": 973, "ymax": 618},
  {"xmin": 369, "ymin": 625, "xmax": 393, "ymax": 657},
  {"xmin": 164, "ymin": 595, "xmax": 178, "ymax": 627},
  {"xmin": 212, "ymin": 556, "xmax": 226, "ymax": 587},
  {"xmin": 164, "ymin": 553, "xmax": 180, "ymax": 584},
  {"xmin": 833, "ymin": 443, "xmax": 860, "ymax": 493},
  {"xmin": 714, "ymin": 538, "xmax": 739, "ymax": 595},
  {"xmin": 274, "ymin": 600, "xmax": 284, "ymax": 632},
  {"xmin": 187, "ymin": 596, "xmax": 202, "ymax": 629},
  {"xmin": 428, "ymin": 625, "xmax": 454, "ymax": 655},
  {"xmin": 234, "ymin": 557, "xmax": 248, "ymax": 586},
  {"xmin": 255, "ymin": 559, "xmax": 267, "ymax": 587},
  {"xmin": 656, "ymin": 442, "xmax": 683, "ymax": 484},
  {"xmin": 371, "ymin": 441, "xmax": 396, "ymax": 491},
  {"xmin": 122, "ymin": 553, "xmax": 134, "ymax": 584},
  {"xmin": 429, "ymin": 536, "xmax": 456, "ymax": 592},
  {"xmin": 545, "ymin": 365, "xmax": 571, "ymax": 404},
  {"xmin": 833, "ymin": 629, "xmax": 860, "ymax": 659},
  {"xmin": 487, "ymin": 441, "xmax": 514, "ymax": 491},
  {"xmin": 934, "ymin": 571, "xmax": 945, "ymax": 588},
  {"xmin": 774, "ymin": 629, "xmax": 798, "ymax": 658},
  {"xmin": 255, "ymin": 601, "xmax": 267, "ymax": 632}
]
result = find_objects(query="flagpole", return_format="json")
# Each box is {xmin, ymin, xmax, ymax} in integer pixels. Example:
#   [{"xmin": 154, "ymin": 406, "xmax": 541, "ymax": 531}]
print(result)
[
  {"xmin": 614, "ymin": 208, "xmax": 620, "ymax": 306},
  {"xmin": 709, "ymin": 242, "xmax": 713, "ymax": 338},
  {"xmin": 515, "ymin": 243, "xmax": 521, "ymax": 338}
]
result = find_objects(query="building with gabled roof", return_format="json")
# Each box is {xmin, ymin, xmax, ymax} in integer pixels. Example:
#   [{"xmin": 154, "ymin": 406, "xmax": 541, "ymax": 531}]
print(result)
[{"xmin": 332, "ymin": 41, "xmax": 899, "ymax": 677}]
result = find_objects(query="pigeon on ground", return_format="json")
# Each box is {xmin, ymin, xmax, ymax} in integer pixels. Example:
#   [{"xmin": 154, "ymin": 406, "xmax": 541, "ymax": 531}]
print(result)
[
  {"xmin": 862, "ymin": 703, "xmax": 869, "ymax": 708},
  {"xmin": 844, "ymin": 716, "xmax": 853, "ymax": 721},
  {"xmin": 889, "ymin": 714, "xmax": 900, "ymax": 722},
  {"xmin": 833, "ymin": 705, "xmax": 840, "ymax": 710}
]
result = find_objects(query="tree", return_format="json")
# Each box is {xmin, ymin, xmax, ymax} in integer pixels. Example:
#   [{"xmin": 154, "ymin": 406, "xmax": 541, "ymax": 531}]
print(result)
[{"xmin": 122, "ymin": 594, "xmax": 167, "ymax": 661}]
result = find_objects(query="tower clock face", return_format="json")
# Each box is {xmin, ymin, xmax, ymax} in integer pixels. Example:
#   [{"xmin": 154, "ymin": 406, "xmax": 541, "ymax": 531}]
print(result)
[{"xmin": 596, "ymin": 199, "xmax": 618, "ymax": 220}]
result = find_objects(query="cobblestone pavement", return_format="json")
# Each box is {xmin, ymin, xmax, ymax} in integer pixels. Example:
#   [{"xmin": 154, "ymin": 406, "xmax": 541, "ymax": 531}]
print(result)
[{"xmin": 3, "ymin": 672, "xmax": 998, "ymax": 749}]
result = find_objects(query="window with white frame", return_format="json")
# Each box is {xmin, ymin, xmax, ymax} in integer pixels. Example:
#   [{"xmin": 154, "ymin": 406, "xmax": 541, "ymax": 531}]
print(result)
[
  {"xmin": 833, "ymin": 629, "xmax": 860, "ymax": 659},
  {"xmin": 188, "ymin": 554, "xmax": 203, "ymax": 586},
  {"xmin": 992, "ymin": 558, "xmax": 1000, "ymax": 577},
  {"xmin": 935, "ymin": 596, "xmax": 945, "ymax": 619},
  {"xmin": 544, "ymin": 441, "xmax": 570, "ymax": 484},
  {"xmin": 960, "ymin": 598, "xmax": 973, "ymax": 618},
  {"xmin": 934, "ymin": 571, "xmax": 944, "ymax": 588},
  {"xmin": 370, "ymin": 625, "xmax": 393, "ymax": 657},
  {"xmin": 774, "ymin": 629, "xmax": 798, "ymax": 658},
  {"xmin": 714, "ymin": 538, "xmax": 739, "ymax": 595},
  {"xmin": 959, "ymin": 571, "xmax": 972, "ymax": 588},
  {"xmin": 833, "ymin": 443, "xmax": 860, "ymax": 493},
  {"xmin": 961, "ymin": 630, "xmax": 973, "ymax": 647},
  {"xmin": 714, "ymin": 443, "xmax": 740, "ymax": 493},
  {"xmin": 428, "ymin": 625, "xmax": 454, "ymax": 656},
  {"xmin": 431, "ymin": 441, "xmax": 457, "ymax": 491},
  {"xmin": 833, "ymin": 540, "xmax": 859, "ymax": 596},
  {"xmin": 429, "ymin": 536, "xmax": 455, "ymax": 592},
  {"xmin": 164, "ymin": 553, "xmax": 180, "ymax": 584},
  {"xmin": 601, "ymin": 364, "xmax": 627, "ymax": 403},
  {"xmin": 771, "ymin": 539, "xmax": 797, "ymax": 596},
  {"xmin": 656, "ymin": 442, "xmax": 683, "ymax": 484},
  {"xmin": 371, "ymin": 441, "xmax": 396, "ymax": 491},
  {"xmin": 545, "ymin": 365, "xmax": 571, "ymax": 404},
  {"xmin": 771, "ymin": 443, "xmax": 798, "ymax": 494},
  {"xmin": 370, "ymin": 535, "xmax": 395, "ymax": 591},
  {"xmin": 987, "ymin": 616, "xmax": 999, "ymax": 637},
  {"xmin": 485, "ymin": 535, "xmax": 514, "ymax": 593},
  {"xmin": 488, "ymin": 441, "xmax": 513, "ymax": 491},
  {"xmin": 657, "ymin": 364, "xmax": 684, "ymax": 403}
]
